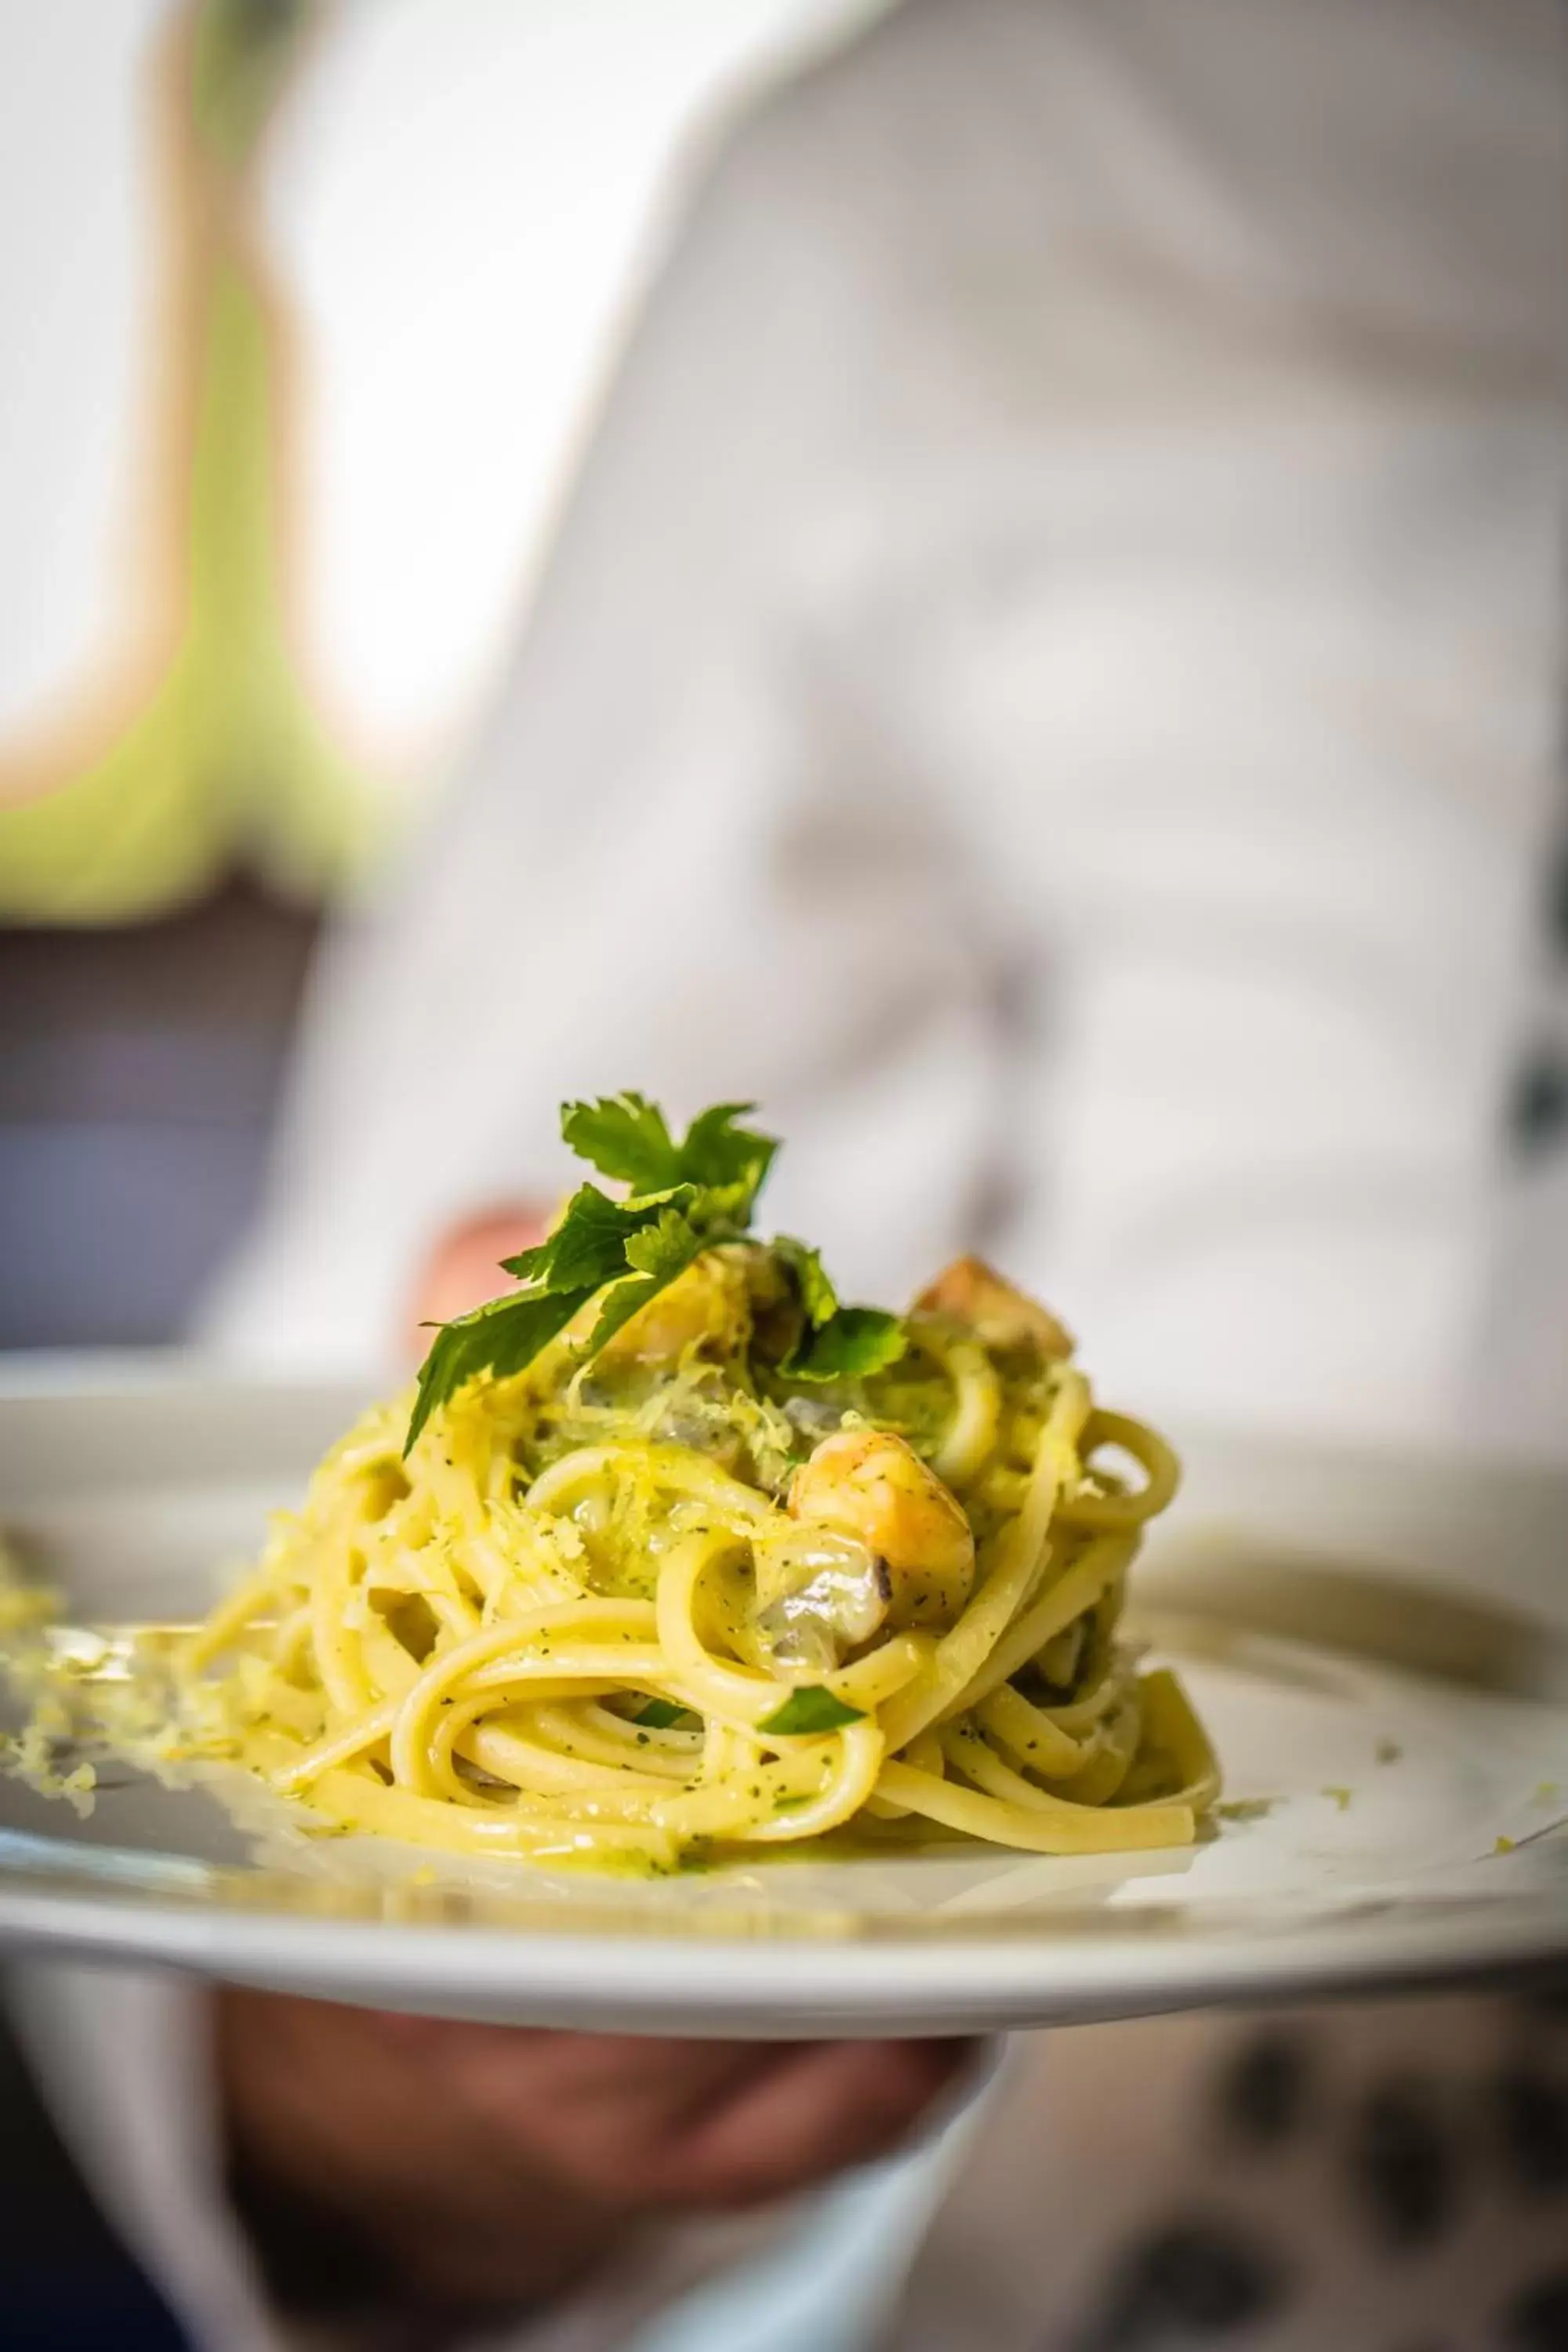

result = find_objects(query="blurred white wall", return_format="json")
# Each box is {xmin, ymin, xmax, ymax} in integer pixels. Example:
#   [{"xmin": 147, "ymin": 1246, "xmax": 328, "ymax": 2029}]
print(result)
[
  {"xmin": 0, "ymin": 0, "xmax": 895, "ymax": 916},
  {"xmin": 262, "ymin": 0, "xmax": 898, "ymax": 788}
]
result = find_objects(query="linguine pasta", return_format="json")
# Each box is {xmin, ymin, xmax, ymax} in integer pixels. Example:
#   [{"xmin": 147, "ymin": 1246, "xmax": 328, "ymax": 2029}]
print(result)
[
  {"xmin": 140, "ymin": 1265, "xmax": 1216, "ymax": 1873},
  {"xmin": 5, "ymin": 1100, "xmax": 1218, "ymax": 1874}
]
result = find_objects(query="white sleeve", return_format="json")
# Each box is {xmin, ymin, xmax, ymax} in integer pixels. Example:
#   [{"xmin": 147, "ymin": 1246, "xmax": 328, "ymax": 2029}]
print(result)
[
  {"xmin": 7, "ymin": 1966, "xmax": 285, "ymax": 2352},
  {"xmin": 200, "ymin": 113, "xmax": 999, "ymax": 1370}
]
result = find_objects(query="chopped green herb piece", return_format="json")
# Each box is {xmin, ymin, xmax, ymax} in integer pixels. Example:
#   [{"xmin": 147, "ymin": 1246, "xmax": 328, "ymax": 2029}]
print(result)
[
  {"xmin": 1216, "ymin": 1797, "xmax": 1278, "ymax": 1824},
  {"xmin": 783, "ymin": 1306, "xmax": 908, "ymax": 1383},
  {"xmin": 1322, "ymin": 1784, "xmax": 1354, "ymax": 1812},
  {"xmin": 1374, "ymin": 1738, "xmax": 1403, "ymax": 1766},
  {"xmin": 757, "ymin": 1686, "xmax": 866, "ymax": 1737},
  {"xmin": 631, "ymin": 1698, "xmax": 698, "ymax": 1730},
  {"xmin": 774, "ymin": 1236, "xmax": 840, "ymax": 1328}
]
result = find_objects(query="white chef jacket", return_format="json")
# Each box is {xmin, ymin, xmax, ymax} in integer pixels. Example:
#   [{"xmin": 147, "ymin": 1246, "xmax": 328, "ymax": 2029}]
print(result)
[
  {"xmin": 204, "ymin": 0, "xmax": 1566, "ymax": 1453},
  {"xmin": 17, "ymin": 2, "xmax": 1567, "ymax": 2348}
]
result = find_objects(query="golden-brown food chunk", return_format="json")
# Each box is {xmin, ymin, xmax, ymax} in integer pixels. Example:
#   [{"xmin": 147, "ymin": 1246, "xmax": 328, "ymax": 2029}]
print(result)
[
  {"xmin": 786, "ymin": 1428, "xmax": 975, "ymax": 1630},
  {"xmin": 913, "ymin": 1254, "xmax": 1073, "ymax": 1358}
]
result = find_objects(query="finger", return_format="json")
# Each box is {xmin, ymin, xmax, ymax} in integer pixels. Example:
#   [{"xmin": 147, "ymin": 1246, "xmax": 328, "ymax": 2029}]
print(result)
[
  {"xmin": 506, "ymin": 2034, "xmax": 802, "ymax": 2140},
  {"xmin": 656, "ymin": 2037, "xmax": 980, "ymax": 2209},
  {"xmin": 386, "ymin": 2022, "xmax": 801, "ymax": 2187}
]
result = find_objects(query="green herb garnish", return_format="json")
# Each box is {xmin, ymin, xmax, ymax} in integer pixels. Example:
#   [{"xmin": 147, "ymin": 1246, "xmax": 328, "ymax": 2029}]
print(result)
[
  {"xmin": 562, "ymin": 1092, "xmax": 776, "ymax": 1199},
  {"xmin": 782, "ymin": 1304, "xmax": 909, "ymax": 1383},
  {"xmin": 631, "ymin": 1698, "xmax": 699, "ymax": 1730},
  {"xmin": 757, "ymin": 1686, "xmax": 866, "ymax": 1737},
  {"xmin": 770, "ymin": 1239, "xmax": 907, "ymax": 1382},
  {"xmin": 407, "ymin": 1094, "xmax": 905, "ymax": 1448}
]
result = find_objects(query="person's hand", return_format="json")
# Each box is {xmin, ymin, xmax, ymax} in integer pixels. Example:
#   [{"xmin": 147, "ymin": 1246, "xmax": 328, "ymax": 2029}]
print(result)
[{"xmin": 217, "ymin": 1989, "xmax": 977, "ymax": 2315}]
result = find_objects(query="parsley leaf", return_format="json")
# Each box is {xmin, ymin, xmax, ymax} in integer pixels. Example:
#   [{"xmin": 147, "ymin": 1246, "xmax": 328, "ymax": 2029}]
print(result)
[
  {"xmin": 757, "ymin": 1686, "xmax": 867, "ymax": 1737},
  {"xmin": 623, "ymin": 1204, "xmax": 709, "ymax": 1283},
  {"xmin": 771, "ymin": 1235, "xmax": 906, "ymax": 1381},
  {"xmin": 677, "ymin": 1102, "xmax": 777, "ymax": 1197},
  {"xmin": 405, "ymin": 1092, "xmax": 884, "ymax": 1448},
  {"xmin": 501, "ymin": 1182, "xmax": 698, "ymax": 1294},
  {"xmin": 408, "ymin": 1286, "xmax": 593, "ymax": 1448},
  {"xmin": 561, "ymin": 1093, "xmax": 682, "ymax": 1192},
  {"xmin": 774, "ymin": 1236, "xmax": 839, "ymax": 1327},
  {"xmin": 559, "ymin": 1095, "xmax": 776, "ymax": 1203},
  {"xmin": 586, "ymin": 1201, "xmax": 724, "ymax": 1353},
  {"xmin": 782, "ymin": 1305, "xmax": 907, "ymax": 1383}
]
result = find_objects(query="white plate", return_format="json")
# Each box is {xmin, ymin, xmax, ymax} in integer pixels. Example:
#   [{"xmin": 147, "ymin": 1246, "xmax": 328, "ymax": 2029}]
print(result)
[{"xmin": 1, "ymin": 1360, "xmax": 1565, "ymax": 2037}]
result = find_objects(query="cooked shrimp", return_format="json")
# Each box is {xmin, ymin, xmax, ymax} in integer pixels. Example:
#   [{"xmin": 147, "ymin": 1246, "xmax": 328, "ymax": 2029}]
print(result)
[
  {"xmin": 914, "ymin": 1255, "xmax": 1073, "ymax": 1359},
  {"xmin": 787, "ymin": 1429, "xmax": 975, "ymax": 1631}
]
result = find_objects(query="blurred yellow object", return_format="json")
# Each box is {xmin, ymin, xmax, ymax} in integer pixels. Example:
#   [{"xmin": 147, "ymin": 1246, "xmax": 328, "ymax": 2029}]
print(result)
[
  {"xmin": 0, "ymin": 0, "xmax": 891, "ymax": 924},
  {"xmin": 0, "ymin": 1, "xmax": 363, "ymax": 924},
  {"xmin": 0, "ymin": 263, "xmax": 367, "ymax": 923}
]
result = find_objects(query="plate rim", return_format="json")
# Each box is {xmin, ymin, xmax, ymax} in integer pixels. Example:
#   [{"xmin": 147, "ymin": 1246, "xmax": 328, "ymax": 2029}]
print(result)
[{"xmin": 2, "ymin": 1870, "xmax": 1566, "ymax": 2034}]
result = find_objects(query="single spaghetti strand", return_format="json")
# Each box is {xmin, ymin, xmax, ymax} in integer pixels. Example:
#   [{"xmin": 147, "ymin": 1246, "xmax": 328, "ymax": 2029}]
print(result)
[{"xmin": 874, "ymin": 1759, "xmax": 1196, "ymax": 1855}]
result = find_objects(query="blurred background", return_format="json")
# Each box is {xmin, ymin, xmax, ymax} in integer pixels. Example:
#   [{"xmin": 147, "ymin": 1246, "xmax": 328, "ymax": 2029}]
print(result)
[{"xmin": 0, "ymin": 0, "xmax": 880, "ymax": 1355}]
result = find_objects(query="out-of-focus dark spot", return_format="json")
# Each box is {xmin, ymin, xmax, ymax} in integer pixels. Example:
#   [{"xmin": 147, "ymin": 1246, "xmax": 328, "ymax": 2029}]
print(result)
[
  {"xmin": 1548, "ymin": 822, "xmax": 1568, "ymax": 958},
  {"xmin": 1504, "ymin": 2270, "xmax": 1568, "ymax": 2352},
  {"xmin": 1071, "ymin": 2216, "xmax": 1287, "ymax": 2350},
  {"xmin": 1510, "ymin": 1058, "xmax": 1568, "ymax": 1159},
  {"xmin": 1520, "ymin": 1975, "xmax": 1568, "ymax": 2025},
  {"xmin": 1215, "ymin": 2029, "xmax": 1313, "ymax": 2147},
  {"xmin": 1351, "ymin": 2077, "xmax": 1461, "ymax": 2251},
  {"xmin": 1496, "ymin": 2066, "xmax": 1568, "ymax": 2197}
]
